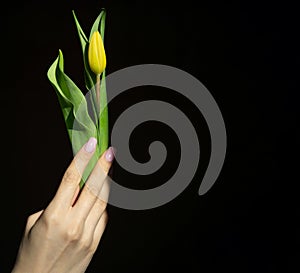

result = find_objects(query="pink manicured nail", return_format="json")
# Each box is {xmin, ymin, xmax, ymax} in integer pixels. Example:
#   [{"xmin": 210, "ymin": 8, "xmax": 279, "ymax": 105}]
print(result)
[
  {"xmin": 105, "ymin": 147, "xmax": 115, "ymax": 162},
  {"xmin": 84, "ymin": 137, "xmax": 97, "ymax": 153}
]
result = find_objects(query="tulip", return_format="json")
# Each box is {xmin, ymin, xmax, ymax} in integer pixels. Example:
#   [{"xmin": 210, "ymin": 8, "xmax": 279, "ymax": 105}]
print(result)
[
  {"xmin": 88, "ymin": 31, "xmax": 106, "ymax": 75},
  {"xmin": 88, "ymin": 31, "xmax": 106, "ymax": 110}
]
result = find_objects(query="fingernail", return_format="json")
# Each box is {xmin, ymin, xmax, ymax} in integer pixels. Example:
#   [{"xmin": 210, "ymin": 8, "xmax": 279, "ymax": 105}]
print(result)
[
  {"xmin": 105, "ymin": 147, "xmax": 115, "ymax": 162},
  {"xmin": 84, "ymin": 137, "xmax": 97, "ymax": 153}
]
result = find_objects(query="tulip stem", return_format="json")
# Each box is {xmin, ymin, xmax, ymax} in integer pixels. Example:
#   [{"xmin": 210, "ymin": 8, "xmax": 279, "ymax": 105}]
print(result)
[{"xmin": 96, "ymin": 74, "xmax": 101, "ymax": 112}]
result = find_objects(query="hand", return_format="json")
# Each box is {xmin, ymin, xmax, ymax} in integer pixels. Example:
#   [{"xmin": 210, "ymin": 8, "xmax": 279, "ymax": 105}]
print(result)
[{"xmin": 12, "ymin": 137, "xmax": 115, "ymax": 273}]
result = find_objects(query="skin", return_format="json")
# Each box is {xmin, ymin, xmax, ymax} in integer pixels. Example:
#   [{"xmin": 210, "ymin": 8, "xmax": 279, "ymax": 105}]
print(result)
[{"xmin": 12, "ymin": 139, "xmax": 114, "ymax": 273}]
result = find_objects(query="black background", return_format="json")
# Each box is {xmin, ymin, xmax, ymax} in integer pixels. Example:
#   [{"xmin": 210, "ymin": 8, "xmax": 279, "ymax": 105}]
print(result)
[{"xmin": 1, "ymin": 0, "xmax": 299, "ymax": 272}]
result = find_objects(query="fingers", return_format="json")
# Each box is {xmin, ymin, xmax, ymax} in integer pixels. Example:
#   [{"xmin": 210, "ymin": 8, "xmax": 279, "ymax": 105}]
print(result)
[
  {"xmin": 51, "ymin": 137, "xmax": 98, "ymax": 209},
  {"xmin": 74, "ymin": 147, "xmax": 114, "ymax": 219}
]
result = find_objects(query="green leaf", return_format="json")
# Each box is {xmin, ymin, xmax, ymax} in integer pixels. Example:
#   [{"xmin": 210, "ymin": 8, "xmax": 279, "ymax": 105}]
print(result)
[
  {"xmin": 71, "ymin": 10, "xmax": 88, "ymax": 48},
  {"xmin": 100, "ymin": 11, "xmax": 106, "ymax": 42},
  {"xmin": 72, "ymin": 10, "xmax": 96, "ymax": 91},
  {"xmin": 97, "ymin": 11, "xmax": 109, "ymax": 154},
  {"xmin": 89, "ymin": 8, "xmax": 106, "ymax": 41},
  {"xmin": 47, "ymin": 50, "xmax": 98, "ymax": 184},
  {"xmin": 99, "ymin": 70, "xmax": 109, "ymax": 155}
]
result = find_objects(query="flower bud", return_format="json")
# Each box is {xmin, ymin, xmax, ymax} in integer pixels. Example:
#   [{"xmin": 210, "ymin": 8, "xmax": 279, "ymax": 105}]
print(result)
[{"xmin": 88, "ymin": 31, "xmax": 106, "ymax": 75}]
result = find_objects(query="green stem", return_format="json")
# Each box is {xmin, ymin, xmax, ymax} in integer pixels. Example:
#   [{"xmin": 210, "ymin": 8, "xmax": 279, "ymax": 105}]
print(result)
[{"xmin": 96, "ymin": 74, "xmax": 101, "ymax": 113}]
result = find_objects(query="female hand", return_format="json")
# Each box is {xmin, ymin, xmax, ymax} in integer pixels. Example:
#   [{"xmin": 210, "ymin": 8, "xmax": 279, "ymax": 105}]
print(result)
[{"xmin": 12, "ymin": 137, "xmax": 114, "ymax": 273}]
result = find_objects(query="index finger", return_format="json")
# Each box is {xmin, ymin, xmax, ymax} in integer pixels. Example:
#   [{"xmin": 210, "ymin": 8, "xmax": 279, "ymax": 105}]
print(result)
[{"xmin": 50, "ymin": 137, "xmax": 97, "ymax": 209}]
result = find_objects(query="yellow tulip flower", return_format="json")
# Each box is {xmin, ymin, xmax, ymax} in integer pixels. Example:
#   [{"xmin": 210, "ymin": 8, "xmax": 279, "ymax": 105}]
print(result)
[{"xmin": 88, "ymin": 31, "xmax": 106, "ymax": 75}]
